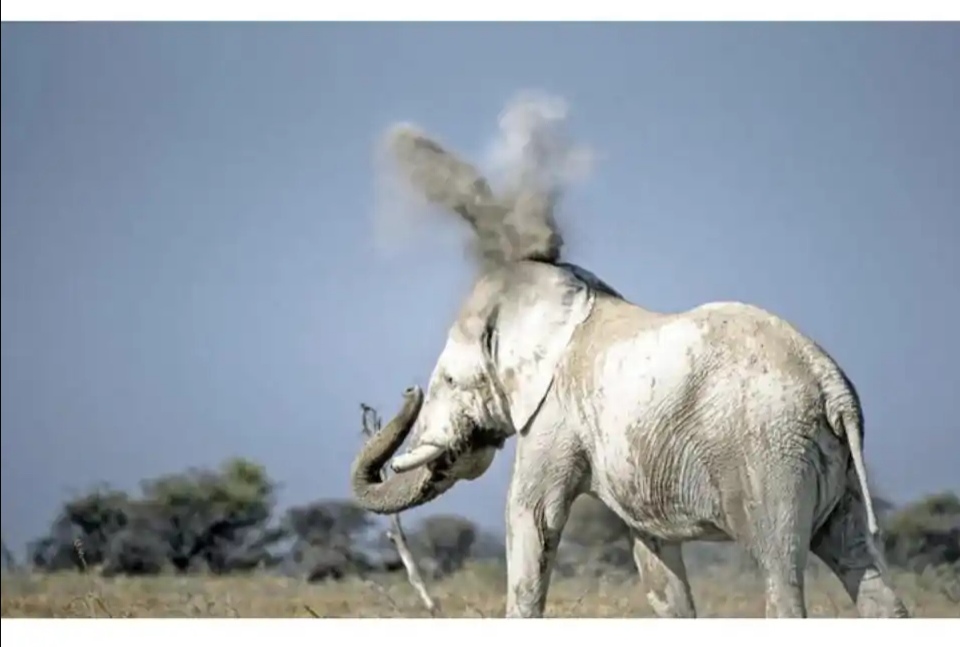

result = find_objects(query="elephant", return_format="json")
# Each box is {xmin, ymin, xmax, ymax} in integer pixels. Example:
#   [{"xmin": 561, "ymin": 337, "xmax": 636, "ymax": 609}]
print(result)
[
  {"xmin": 350, "ymin": 124, "xmax": 908, "ymax": 618},
  {"xmin": 350, "ymin": 259, "xmax": 909, "ymax": 618}
]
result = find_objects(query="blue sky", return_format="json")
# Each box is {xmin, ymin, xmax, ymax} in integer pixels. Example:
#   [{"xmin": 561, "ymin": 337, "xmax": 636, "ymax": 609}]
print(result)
[{"xmin": 2, "ymin": 22, "xmax": 958, "ymax": 550}]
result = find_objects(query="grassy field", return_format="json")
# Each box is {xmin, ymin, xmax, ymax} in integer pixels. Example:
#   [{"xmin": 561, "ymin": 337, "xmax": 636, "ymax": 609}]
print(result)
[{"xmin": 2, "ymin": 564, "xmax": 958, "ymax": 618}]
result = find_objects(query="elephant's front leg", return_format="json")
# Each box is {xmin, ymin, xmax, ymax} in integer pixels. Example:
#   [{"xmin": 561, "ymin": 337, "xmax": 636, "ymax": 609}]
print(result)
[
  {"xmin": 504, "ymin": 446, "xmax": 582, "ymax": 618},
  {"xmin": 504, "ymin": 483, "xmax": 570, "ymax": 617}
]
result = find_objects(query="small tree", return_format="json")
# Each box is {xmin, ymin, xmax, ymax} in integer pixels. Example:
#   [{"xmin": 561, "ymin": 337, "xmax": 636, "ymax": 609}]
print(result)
[
  {"xmin": 283, "ymin": 499, "xmax": 380, "ymax": 581},
  {"xmin": 28, "ymin": 458, "xmax": 285, "ymax": 576},
  {"xmin": 28, "ymin": 486, "xmax": 130, "ymax": 571},
  {"xmin": 416, "ymin": 514, "xmax": 477, "ymax": 577},
  {"xmin": 884, "ymin": 491, "xmax": 959, "ymax": 572}
]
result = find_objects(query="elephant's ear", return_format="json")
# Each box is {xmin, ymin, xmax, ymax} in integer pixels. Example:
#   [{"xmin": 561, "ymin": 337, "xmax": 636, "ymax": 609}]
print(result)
[{"xmin": 489, "ymin": 266, "xmax": 597, "ymax": 434}]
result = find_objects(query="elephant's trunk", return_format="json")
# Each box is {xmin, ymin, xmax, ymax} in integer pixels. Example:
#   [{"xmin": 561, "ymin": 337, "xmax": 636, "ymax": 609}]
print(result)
[{"xmin": 349, "ymin": 386, "xmax": 446, "ymax": 515}]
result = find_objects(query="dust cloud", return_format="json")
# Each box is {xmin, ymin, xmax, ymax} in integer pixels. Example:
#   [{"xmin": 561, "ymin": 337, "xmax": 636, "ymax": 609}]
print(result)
[{"xmin": 370, "ymin": 91, "xmax": 597, "ymax": 270}]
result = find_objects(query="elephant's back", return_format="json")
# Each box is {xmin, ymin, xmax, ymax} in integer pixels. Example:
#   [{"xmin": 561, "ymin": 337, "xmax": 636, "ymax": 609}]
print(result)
[
  {"xmin": 685, "ymin": 301, "xmax": 856, "ymax": 438},
  {"xmin": 569, "ymin": 297, "xmax": 847, "ymax": 427}
]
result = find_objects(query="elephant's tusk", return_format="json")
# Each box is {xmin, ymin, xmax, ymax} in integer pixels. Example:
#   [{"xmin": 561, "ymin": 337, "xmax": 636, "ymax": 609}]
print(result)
[{"xmin": 391, "ymin": 444, "xmax": 446, "ymax": 473}]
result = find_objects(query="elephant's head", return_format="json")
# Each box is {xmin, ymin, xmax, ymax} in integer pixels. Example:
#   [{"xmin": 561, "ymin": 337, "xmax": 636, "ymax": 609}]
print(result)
[
  {"xmin": 351, "ymin": 118, "xmax": 620, "ymax": 515},
  {"xmin": 350, "ymin": 260, "xmax": 621, "ymax": 515}
]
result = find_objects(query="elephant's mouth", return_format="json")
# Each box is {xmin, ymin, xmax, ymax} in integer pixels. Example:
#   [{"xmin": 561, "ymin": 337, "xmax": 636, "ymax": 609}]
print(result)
[
  {"xmin": 425, "ymin": 449, "xmax": 458, "ymax": 481},
  {"xmin": 394, "ymin": 427, "xmax": 505, "ymax": 476},
  {"xmin": 350, "ymin": 388, "xmax": 506, "ymax": 515}
]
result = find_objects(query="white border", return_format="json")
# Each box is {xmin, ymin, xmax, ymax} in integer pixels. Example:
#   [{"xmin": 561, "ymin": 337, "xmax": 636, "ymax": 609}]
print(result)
[
  {"xmin": 1, "ymin": 617, "xmax": 958, "ymax": 640},
  {"xmin": 1, "ymin": 0, "xmax": 958, "ymax": 22}
]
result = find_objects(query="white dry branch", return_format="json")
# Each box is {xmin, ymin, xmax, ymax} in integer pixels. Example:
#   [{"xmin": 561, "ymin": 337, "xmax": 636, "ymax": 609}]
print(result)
[{"xmin": 360, "ymin": 403, "xmax": 440, "ymax": 615}]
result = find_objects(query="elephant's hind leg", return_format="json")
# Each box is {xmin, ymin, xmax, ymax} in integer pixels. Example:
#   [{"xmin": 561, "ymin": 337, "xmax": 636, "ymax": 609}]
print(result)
[
  {"xmin": 810, "ymin": 488, "xmax": 910, "ymax": 618},
  {"xmin": 632, "ymin": 534, "xmax": 697, "ymax": 618},
  {"xmin": 732, "ymin": 465, "xmax": 816, "ymax": 617}
]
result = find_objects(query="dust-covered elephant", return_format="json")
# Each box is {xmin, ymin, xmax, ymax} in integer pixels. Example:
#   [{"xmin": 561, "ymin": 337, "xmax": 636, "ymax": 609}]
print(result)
[{"xmin": 349, "ymin": 118, "xmax": 909, "ymax": 619}]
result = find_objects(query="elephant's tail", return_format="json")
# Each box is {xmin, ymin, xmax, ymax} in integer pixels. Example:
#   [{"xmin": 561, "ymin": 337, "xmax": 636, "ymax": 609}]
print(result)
[
  {"xmin": 827, "ymin": 399, "xmax": 889, "ymax": 570},
  {"xmin": 834, "ymin": 409, "xmax": 880, "ymax": 539}
]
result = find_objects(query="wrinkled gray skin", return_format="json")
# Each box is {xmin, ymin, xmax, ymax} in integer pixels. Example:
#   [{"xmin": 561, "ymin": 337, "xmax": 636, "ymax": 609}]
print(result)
[{"xmin": 351, "ymin": 125, "xmax": 909, "ymax": 619}]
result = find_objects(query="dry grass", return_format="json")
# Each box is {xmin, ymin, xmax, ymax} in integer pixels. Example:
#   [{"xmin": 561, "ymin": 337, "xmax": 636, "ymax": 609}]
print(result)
[{"xmin": 2, "ymin": 563, "xmax": 957, "ymax": 618}]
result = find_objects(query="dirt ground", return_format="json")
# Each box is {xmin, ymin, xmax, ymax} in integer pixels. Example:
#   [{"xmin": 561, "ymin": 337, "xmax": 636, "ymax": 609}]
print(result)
[{"xmin": 2, "ymin": 563, "xmax": 957, "ymax": 618}]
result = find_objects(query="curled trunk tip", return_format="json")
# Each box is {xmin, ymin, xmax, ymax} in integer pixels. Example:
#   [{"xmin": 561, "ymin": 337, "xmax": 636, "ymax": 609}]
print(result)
[{"xmin": 350, "ymin": 385, "xmax": 443, "ymax": 514}]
